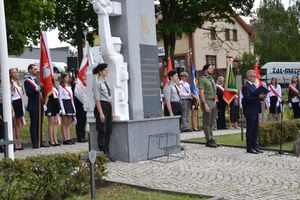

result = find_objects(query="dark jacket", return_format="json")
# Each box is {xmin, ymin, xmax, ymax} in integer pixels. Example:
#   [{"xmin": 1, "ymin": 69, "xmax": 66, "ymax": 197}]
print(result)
[
  {"xmin": 242, "ymin": 81, "xmax": 261, "ymax": 116},
  {"xmin": 24, "ymin": 77, "xmax": 40, "ymax": 111}
]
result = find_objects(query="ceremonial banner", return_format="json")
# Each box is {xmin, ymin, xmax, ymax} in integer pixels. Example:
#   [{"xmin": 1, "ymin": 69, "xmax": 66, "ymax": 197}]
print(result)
[
  {"xmin": 40, "ymin": 32, "xmax": 53, "ymax": 104},
  {"xmin": 74, "ymin": 42, "xmax": 94, "ymax": 104},
  {"xmin": 223, "ymin": 58, "xmax": 238, "ymax": 104},
  {"xmin": 254, "ymin": 63, "xmax": 262, "ymax": 87},
  {"xmin": 163, "ymin": 57, "xmax": 172, "ymax": 88}
]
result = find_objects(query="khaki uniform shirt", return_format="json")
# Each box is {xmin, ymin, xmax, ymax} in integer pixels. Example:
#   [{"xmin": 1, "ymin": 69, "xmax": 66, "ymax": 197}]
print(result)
[
  {"xmin": 198, "ymin": 76, "xmax": 216, "ymax": 100},
  {"xmin": 164, "ymin": 81, "xmax": 181, "ymax": 102},
  {"xmin": 93, "ymin": 76, "xmax": 112, "ymax": 102}
]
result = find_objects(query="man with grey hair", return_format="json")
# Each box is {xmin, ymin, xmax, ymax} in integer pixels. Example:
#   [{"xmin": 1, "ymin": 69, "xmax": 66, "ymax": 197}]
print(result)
[
  {"xmin": 242, "ymin": 70, "xmax": 267, "ymax": 154},
  {"xmin": 179, "ymin": 72, "xmax": 192, "ymax": 132}
]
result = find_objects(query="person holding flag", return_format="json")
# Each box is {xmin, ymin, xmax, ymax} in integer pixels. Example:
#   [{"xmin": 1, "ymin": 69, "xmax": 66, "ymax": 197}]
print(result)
[
  {"xmin": 216, "ymin": 76, "xmax": 227, "ymax": 130},
  {"xmin": 74, "ymin": 42, "xmax": 94, "ymax": 142},
  {"xmin": 24, "ymin": 64, "xmax": 48, "ymax": 148}
]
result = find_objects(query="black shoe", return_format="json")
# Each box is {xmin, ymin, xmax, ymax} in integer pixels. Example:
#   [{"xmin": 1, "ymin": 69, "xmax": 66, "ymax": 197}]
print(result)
[
  {"xmin": 55, "ymin": 143, "xmax": 61, "ymax": 146},
  {"xmin": 40, "ymin": 143, "xmax": 49, "ymax": 148},
  {"xmin": 63, "ymin": 140, "xmax": 72, "ymax": 145},
  {"xmin": 78, "ymin": 138, "xmax": 87, "ymax": 143},
  {"xmin": 206, "ymin": 140, "xmax": 217, "ymax": 148},
  {"xmin": 211, "ymin": 139, "xmax": 219, "ymax": 147},
  {"xmin": 254, "ymin": 148, "xmax": 263, "ymax": 153},
  {"xmin": 247, "ymin": 148, "xmax": 259, "ymax": 154},
  {"xmin": 32, "ymin": 144, "xmax": 39, "ymax": 149},
  {"xmin": 49, "ymin": 141, "xmax": 56, "ymax": 146}
]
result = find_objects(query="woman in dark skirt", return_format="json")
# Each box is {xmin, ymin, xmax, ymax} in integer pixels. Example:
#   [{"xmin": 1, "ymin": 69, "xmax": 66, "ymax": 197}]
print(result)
[
  {"xmin": 59, "ymin": 72, "xmax": 76, "ymax": 145},
  {"xmin": 267, "ymin": 78, "xmax": 282, "ymax": 121},
  {"xmin": 10, "ymin": 68, "xmax": 25, "ymax": 150},
  {"xmin": 45, "ymin": 78, "xmax": 61, "ymax": 146}
]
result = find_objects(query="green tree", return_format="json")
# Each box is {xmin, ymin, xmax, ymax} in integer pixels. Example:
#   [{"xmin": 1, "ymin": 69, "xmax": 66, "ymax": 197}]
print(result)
[
  {"xmin": 155, "ymin": 0, "xmax": 254, "ymax": 67},
  {"xmin": 253, "ymin": 0, "xmax": 300, "ymax": 64},
  {"xmin": 48, "ymin": 0, "xmax": 98, "ymax": 64},
  {"xmin": 239, "ymin": 52, "xmax": 257, "ymax": 80},
  {"xmin": 4, "ymin": 0, "xmax": 55, "ymax": 55}
]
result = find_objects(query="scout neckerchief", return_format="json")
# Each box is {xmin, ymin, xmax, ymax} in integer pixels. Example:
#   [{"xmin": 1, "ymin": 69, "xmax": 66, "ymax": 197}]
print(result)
[
  {"xmin": 204, "ymin": 74, "xmax": 216, "ymax": 93},
  {"xmin": 288, "ymin": 84, "xmax": 299, "ymax": 96}
]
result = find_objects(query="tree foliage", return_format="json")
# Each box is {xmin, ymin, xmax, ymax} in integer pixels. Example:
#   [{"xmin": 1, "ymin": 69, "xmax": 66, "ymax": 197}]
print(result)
[
  {"xmin": 4, "ymin": 0, "xmax": 55, "ymax": 55},
  {"xmin": 47, "ymin": 0, "xmax": 98, "ymax": 64},
  {"xmin": 253, "ymin": 0, "xmax": 300, "ymax": 64},
  {"xmin": 239, "ymin": 52, "xmax": 257, "ymax": 80},
  {"xmin": 155, "ymin": 0, "xmax": 254, "ymax": 67}
]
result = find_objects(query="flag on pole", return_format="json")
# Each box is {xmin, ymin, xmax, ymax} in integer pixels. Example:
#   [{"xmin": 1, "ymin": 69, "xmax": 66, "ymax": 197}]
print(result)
[
  {"xmin": 190, "ymin": 62, "xmax": 200, "ymax": 106},
  {"xmin": 223, "ymin": 58, "xmax": 238, "ymax": 104},
  {"xmin": 40, "ymin": 32, "xmax": 53, "ymax": 104},
  {"xmin": 74, "ymin": 41, "xmax": 94, "ymax": 104},
  {"xmin": 163, "ymin": 57, "xmax": 172, "ymax": 88},
  {"xmin": 254, "ymin": 63, "xmax": 262, "ymax": 87}
]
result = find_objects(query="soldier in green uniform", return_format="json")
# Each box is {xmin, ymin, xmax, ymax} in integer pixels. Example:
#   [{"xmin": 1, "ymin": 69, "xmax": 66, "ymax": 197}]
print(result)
[{"xmin": 198, "ymin": 64, "xmax": 218, "ymax": 148}]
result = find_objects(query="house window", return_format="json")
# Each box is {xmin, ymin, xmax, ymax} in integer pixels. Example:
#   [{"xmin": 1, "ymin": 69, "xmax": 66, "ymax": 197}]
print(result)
[
  {"xmin": 210, "ymin": 27, "xmax": 216, "ymax": 40},
  {"xmin": 176, "ymin": 32, "xmax": 183, "ymax": 40},
  {"xmin": 225, "ymin": 29, "xmax": 230, "ymax": 41},
  {"xmin": 232, "ymin": 29, "xmax": 238, "ymax": 41},
  {"xmin": 205, "ymin": 55, "xmax": 217, "ymax": 69}
]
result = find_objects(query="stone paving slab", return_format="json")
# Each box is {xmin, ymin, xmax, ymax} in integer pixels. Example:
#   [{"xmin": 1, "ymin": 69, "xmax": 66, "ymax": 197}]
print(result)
[{"xmin": 104, "ymin": 144, "xmax": 300, "ymax": 200}]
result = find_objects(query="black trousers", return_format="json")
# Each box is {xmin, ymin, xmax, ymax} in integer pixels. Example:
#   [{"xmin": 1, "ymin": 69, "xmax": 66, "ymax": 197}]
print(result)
[
  {"xmin": 164, "ymin": 102, "xmax": 182, "ymax": 116},
  {"xmin": 28, "ymin": 107, "xmax": 43, "ymax": 146},
  {"xmin": 94, "ymin": 101, "xmax": 112, "ymax": 154},
  {"xmin": 75, "ymin": 97, "xmax": 87, "ymax": 141},
  {"xmin": 245, "ymin": 114, "xmax": 259, "ymax": 151},
  {"xmin": 291, "ymin": 102, "xmax": 300, "ymax": 119},
  {"xmin": 217, "ymin": 104, "xmax": 226, "ymax": 129}
]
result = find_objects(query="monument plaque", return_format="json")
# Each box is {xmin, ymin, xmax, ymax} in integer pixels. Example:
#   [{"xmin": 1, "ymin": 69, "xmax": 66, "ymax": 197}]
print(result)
[{"xmin": 140, "ymin": 44, "xmax": 161, "ymax": 118}]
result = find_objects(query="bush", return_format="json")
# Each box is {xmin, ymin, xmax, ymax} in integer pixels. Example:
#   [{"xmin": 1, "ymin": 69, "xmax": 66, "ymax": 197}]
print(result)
[
  {"xmin": 258, "ymin": 119, "xmax": 300, "ymax": 147},
  {"xmin": 0, "ymin": 153, "xmax": 108, "ymax": 200}
]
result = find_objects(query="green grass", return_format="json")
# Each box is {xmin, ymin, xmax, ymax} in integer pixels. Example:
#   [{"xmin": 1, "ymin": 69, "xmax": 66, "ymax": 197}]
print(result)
[
  {"xmin": 187, "ymin": 133, "xmax": 295, "ymax": 151},
  {"xmin": 20, "ymin": 112, "xmax": 77, "ymax": 142},
  {"xmin": 66, "ymin": 183, "xmax": 208, "ymax": 200}
]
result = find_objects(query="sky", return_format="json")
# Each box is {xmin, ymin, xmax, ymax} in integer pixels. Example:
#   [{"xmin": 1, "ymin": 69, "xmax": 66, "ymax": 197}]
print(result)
[{"xmin": 46, "ymin": 0, "xmax": 292, "ymax": 48}]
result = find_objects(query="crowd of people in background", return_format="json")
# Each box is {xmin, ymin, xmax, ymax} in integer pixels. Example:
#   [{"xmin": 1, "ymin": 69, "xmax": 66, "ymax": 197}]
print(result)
[{"xmin": 162, "ymin": 63, "xmax": 300, "ymax": 153}]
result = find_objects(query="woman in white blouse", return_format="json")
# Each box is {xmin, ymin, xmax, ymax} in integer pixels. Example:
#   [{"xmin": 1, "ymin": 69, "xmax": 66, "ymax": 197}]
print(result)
[
  {"xmin": 10, "ymin": 68, "xmax": 25, "ymax": 150},
  {"xmin": 267, "ymin": 77, "xmax": 282, "ymax": 121},
  {"xmin": 59, "ymin": 73, "xmax": 76, "ymax": 145}
]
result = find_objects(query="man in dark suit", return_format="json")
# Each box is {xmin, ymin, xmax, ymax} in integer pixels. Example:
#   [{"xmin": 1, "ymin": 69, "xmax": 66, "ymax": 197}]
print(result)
[
  {"xmin": 242, "ymin": 70, "xmax": 267, "ymax": 154},
  {"xmin": 24, "ymin": 64, "xmax": 48, "ymax": 148}
]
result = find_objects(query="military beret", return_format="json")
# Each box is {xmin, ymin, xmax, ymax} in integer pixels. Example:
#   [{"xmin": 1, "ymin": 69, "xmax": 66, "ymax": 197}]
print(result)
[{"xmin": 93, "ymin": 63, "xmax": 108, "ymax": 74}]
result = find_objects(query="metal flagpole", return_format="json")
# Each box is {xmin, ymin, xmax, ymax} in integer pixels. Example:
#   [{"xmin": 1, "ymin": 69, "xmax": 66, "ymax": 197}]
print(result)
[{"xmin": 0, "ymin": 0, "xmax": 14, "ymax": 159}]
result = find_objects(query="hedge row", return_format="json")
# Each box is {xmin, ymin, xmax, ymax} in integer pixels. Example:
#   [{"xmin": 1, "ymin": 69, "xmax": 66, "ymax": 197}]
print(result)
[
  {"xmin": 0, "ymin": 153, "xmax": 108, "ymax": 200},
  {"xmin": 258, "ymin": 119, "xmax": 300, "ymax": 147}
]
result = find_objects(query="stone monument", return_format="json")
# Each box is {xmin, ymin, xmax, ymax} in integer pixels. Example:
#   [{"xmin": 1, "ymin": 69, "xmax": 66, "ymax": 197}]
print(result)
[{"xmin": 89, "ymin": 0, "xmax": 181, "ymax": 162}]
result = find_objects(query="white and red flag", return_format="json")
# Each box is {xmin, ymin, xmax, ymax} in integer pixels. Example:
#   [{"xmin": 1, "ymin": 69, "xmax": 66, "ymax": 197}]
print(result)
[
  {"xmin": 74, "ymin": 42, "xmax": 94, "ymax": 104},
  {"xmin": 254, "ymin": 63, "xmax": 262, "ymax": 87},
  {"xmin": 39, "ymin": 32, "xmax": 53, "ymax": 104}
]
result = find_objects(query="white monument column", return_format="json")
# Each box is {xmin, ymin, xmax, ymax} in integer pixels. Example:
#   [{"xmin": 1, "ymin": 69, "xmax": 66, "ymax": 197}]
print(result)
[
  {"xmin": 93, "ymin": 0, "xmax": 129, "ymax": 121},
  {"xmin": 0, "ymin": 0, "xmax": 14, "ymax": 159}
]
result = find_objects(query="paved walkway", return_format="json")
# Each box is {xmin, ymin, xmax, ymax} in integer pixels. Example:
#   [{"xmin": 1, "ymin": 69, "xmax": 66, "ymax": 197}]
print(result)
[{"xmin": 1, "ymin": 129, "xmax": 299, "ymax": 199}]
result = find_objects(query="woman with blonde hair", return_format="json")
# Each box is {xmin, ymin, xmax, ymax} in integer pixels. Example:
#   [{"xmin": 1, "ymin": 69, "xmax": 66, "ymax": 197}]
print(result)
[
  {"xmin": 10, "ymin": 68, "xmax": 25, "ymax": 150},
  {"xmin": 59, "ymin": 72, "xmax": 76, "ymax": 145},
  {"xmin": 288, "ymin": 75, "xmax": 300, "ymax": 118}
]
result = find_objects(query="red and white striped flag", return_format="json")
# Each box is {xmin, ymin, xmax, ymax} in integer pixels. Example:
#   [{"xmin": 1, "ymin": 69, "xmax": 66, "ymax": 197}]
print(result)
[
  {"xmin": 74, "ymin": 42, "xmax": 94, "ymax": 104},
  {"xmin": 39, "ymin": 32, "xmax": 53, "ymax": 104}
]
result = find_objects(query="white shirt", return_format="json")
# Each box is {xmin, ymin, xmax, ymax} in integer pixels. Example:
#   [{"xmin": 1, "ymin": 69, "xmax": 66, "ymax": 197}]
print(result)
[
  {"xmin": 11, "ymin": 80, "xmax": 24, "ymax": 101},
  {"xmin": 178, "ymin": 80, "xmax": 191, "ymax": 100},
  {"xmin": 267, "ymin": 84, "xmax": 282, "ymax": 107}
]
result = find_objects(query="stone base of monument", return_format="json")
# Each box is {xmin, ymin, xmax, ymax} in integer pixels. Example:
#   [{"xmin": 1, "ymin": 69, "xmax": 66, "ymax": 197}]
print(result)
[
  {"xmin": 294, "ymin": 131, "xmax": 300, "ymax": 157},
  {"xmin": 88, "ymin": 116, "xmax": 181, "ymax": 163}
]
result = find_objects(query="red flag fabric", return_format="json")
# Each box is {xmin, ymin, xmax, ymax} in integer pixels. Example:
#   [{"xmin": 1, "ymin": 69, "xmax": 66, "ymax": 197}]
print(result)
[
  {"xmin": 163, "ymin": 57, "xmax": 172, "ymax": 88},
  {"xmin": 74, "ymin": 41, "xmax": 94, "ymax": 104},
  {"xmin": 39, "ymin": 32, "xmax": 53, "ymax": 104},
  {"xmin": 254, "ymin": 63, "xmax": 262, "ymax": 87}
]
